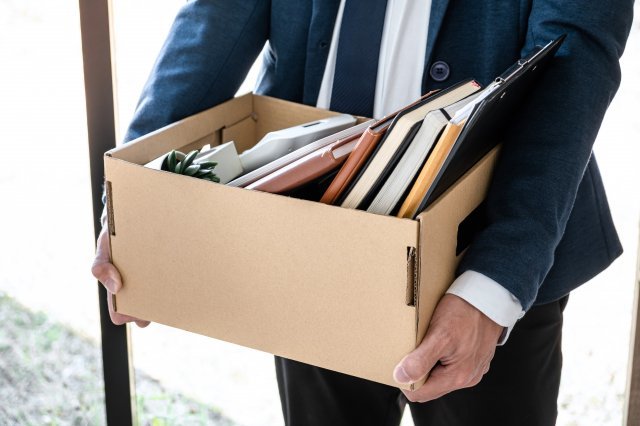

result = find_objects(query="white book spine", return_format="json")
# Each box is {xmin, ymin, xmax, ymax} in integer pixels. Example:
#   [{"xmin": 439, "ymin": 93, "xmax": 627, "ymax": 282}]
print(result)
[{"xmin": 367, "ymin": 111, "xmax": 449, "ymax": 215}]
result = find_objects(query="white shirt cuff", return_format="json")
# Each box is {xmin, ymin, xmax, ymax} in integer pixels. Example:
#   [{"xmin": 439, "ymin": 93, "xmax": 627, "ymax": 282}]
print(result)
[{"xmin": 446, "ymin": 270, "xmax": 525, "ymax": 345}]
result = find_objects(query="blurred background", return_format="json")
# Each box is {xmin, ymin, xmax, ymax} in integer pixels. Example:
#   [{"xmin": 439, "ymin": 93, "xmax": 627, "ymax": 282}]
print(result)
[{"xmin": 0, "ymin": 0, "xmax": 638, "ymax": 425}]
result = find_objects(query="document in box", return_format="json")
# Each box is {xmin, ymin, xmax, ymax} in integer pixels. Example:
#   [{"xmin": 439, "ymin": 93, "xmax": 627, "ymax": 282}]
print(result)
[
  {"xmin": 145, "ymin": 141, "xmax": 244, "ymax": 185},
  {"xmin": 228, "ymin": 119, "xmax": 373, "ymax": 188},
  {"xmin": 194, "ymin": 141, "xmax": 243, "ymax": 184},
  {"xmin": 238, "ymin": 114, "xmax": 357, "ymax": 173},
  {"xmin": 245, "ymin": 131, "xmax": 363, "ymax": 194}
]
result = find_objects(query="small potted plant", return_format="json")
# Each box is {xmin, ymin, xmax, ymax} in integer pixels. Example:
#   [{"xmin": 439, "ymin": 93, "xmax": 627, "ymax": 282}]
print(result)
[{"xmin": 161, "ymin": 149, "xmax": 220, "ymax": 183}]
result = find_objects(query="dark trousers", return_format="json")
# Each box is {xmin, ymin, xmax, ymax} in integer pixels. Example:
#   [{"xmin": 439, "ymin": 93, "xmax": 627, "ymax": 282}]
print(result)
[{"xmin": 275, "ymin": 296, "xmax": 569, "ymax": 426}]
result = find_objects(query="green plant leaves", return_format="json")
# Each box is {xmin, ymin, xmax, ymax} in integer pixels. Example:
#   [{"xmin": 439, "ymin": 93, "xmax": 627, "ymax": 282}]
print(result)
[{"xmin": 160, "ymin": 149, "xmax": 219, "ymax": 183}]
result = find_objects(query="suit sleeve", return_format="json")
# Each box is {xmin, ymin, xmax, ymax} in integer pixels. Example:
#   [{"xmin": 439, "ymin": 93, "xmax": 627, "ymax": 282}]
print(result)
[
  {"xmin": 123, "ymin": 0, "xmax": 270, "ymax": 142},
  {"xmin": 457, "ymin": 0, "xmax": 634, "ymax": 310}
]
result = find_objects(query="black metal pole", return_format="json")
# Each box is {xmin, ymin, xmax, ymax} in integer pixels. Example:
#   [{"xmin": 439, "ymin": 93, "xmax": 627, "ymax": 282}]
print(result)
[{"xmin": 78, "ymin": 0, "xmax": 135, "ymax": 424}]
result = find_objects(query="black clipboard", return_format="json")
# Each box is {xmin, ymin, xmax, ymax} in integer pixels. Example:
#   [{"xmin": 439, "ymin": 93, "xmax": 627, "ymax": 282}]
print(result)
[{"xmin": 414, "ymin": 34, "xmax": 566, "ymax": 215}]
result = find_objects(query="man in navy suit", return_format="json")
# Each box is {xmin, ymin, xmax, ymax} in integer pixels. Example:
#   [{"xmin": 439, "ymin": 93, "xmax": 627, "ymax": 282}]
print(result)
[{"xmin": 92, "ymin": 1, "xmax": 634, "ymax": 424}]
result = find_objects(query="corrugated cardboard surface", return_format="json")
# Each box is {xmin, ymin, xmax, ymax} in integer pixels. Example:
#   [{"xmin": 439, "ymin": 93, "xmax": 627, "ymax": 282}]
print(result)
[{"xmin": 105, "ymin": 94, "xmax": 498, "ymax": 389}]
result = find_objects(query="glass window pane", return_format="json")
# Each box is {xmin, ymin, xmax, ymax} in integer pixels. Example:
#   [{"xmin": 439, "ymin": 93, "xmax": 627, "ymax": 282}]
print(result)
[{"xmin": 0, "ymin": 0, "xmax": 104, "ymax": 423}]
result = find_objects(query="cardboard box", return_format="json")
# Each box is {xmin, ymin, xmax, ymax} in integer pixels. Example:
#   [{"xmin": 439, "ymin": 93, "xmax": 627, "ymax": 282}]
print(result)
[{"xmin": 104, "ymin": 93, "xmax": 499, "ymax": 390}]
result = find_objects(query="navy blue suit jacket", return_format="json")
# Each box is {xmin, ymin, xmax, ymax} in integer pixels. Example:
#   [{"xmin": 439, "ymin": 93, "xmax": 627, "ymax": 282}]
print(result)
[{"xmin": 124, "ymin": 0, "xmax": 633, "ymax": 311}]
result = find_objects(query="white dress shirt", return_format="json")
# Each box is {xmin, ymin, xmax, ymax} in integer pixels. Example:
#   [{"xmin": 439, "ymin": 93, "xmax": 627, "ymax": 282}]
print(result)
[{"xmin": 316, "ymin": 0, "xmax": 524, "ymax": 343}]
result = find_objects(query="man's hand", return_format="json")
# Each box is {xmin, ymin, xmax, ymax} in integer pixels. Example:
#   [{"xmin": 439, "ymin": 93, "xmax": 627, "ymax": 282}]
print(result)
[
  {"xmin": 91, "ymin": 224, "xmax": 150, "ymax": 328},
  {"xmin": 393, "ymin": 294, "xmax": 503, "ymax": 402}
]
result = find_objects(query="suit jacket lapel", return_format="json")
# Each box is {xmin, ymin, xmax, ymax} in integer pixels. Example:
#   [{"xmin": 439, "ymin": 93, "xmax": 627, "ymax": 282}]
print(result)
[{"xmin": 303, "ymin": 0, "xmax": 341, "ymax": 105}]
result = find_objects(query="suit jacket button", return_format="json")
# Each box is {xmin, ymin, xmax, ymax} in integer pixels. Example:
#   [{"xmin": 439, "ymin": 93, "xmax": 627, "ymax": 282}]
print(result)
[{"xmin": 430, "ymin": 61, "xmax": 450, "ymax": 82}]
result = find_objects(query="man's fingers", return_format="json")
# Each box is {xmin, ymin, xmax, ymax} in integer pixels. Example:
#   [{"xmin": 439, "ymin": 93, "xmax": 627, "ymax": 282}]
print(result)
[
  {"xmin": 394, "ymin": 330, "xmax": 446, "ymax": 385},
  {"xmin": 106, "ymin": 289, "xmax": 126, "ymax": 324},
  {"xmin": 91, "ymin": 226, "xmax": 122, "ymax": 293},
  {"xmin": 395, "ymin": 294, "xmax": 502, "ymax": 400},
  {"xmin": 393, "ymin": 354, "xmax": 436, "ymax": 385},
  {"xmin": 403, "ymin": 363, "xmax": 480, "ymax": 403},
  {"xmin": 403, "ymin": 364, "xmax": 451, "ymax": 402},
  {"xmin": 106, "ymin": 289, "xmax": 149, "ymax": 326},
  {"xmin": 91, "ymin": 261, "xmax": 122, "ymax": 293},
  {"xmin": 93, "ymin": 225, "xmax": 149, "ymax": 328},
  {"xmin": 110, "ymin": 308, "xmax": 149, "ymax": 327},
  {"xmin": 94, "ymin": 227, "xmax": 111, "ymax": 261}
]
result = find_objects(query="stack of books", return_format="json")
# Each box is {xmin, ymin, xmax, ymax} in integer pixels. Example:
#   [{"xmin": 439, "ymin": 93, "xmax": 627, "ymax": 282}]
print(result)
[{"xmin": 148, "ymin": 36, "xmax": 564, "ymax": 220}]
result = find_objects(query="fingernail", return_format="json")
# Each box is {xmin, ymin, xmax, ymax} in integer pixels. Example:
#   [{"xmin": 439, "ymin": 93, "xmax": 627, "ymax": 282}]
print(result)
[
  {"xmin": 106, "ymin": 278, "xmax": 119, "ymax": 293},
  {"xmin": 393, "ymin": 363, "xmax": 411, "ymax": 384}
]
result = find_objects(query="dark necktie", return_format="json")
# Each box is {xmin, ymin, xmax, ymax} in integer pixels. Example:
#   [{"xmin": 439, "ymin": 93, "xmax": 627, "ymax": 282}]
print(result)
[{"xmin": 330, "ymin": 0, "xmax": 389, "ymax": 118}]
